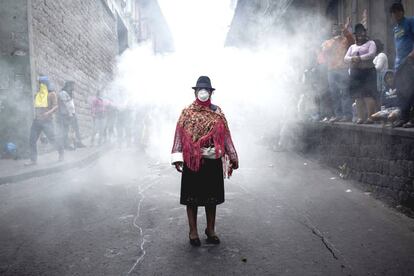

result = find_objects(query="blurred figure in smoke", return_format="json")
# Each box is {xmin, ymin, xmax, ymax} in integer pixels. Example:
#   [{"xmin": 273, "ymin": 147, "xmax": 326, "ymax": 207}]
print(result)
[
  {"xmin": 90, "ymin": 90, "xmax": 107, "ymax": 146},
  {"xmin": 316, "ymin": 47, "xmax": 333, "ymax": 122},
  {"xmin": 300, "ymin": 65, "xmax": 326, "ymax": 122},
  {"xmin": 131, "ymin": 103, "xmax": 144, "ymax": 147},
  {"xmin": 116, "ymin": 99, "xmax": 133, "ymax": 147},
  {"xmin": 171, "ymin": 76, "xmax": 238, "ymax": 247},
  {"xmin": 57, "ymin": 81, "xmax": 86, "ymax": 150},
  {"xmin": 321, "ymin": 17, "xmax": 354, "ymax": 123},
  {"xmin": 390, "ymin": 2, "xmax": 414, "ymax": 128},
  {"xmin": 140, "ymin": 104, "xmax": 154, "ymax": 149},
  {"xmin": 25, "ymin": 76, "xmax": 64, "ymax": 165},
  {"xmin": 344, "ymin": 23, "xmax": 377, "ymax": 124},
  {"xmin": 105, "ymin": 100, "xmax": 117, "ymax": 144}
]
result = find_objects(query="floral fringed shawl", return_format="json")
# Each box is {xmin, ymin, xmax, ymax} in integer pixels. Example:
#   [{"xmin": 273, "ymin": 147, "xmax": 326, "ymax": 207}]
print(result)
[{"xmin": 172, "ymin": 101, "xmax": 238, "ymax": 174}]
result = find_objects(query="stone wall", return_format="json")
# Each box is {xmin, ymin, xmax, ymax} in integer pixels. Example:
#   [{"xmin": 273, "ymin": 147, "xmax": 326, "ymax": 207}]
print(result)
[
  {"xmin": 30, "ymin": 0, "xmax": 119, "ymax": 136},
  {"xmin": 300, "ymin": 123, "xmax": 414, "ymax": 209},
  {"xmin": 0, "ymin": 0, "xmax": 33, "ymax": 155}
]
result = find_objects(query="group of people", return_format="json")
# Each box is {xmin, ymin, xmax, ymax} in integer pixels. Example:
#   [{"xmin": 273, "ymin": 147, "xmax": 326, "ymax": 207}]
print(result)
[
  {"xmin": 308, "ymin": 3, "xmax": 414, "ymax": 128},
  {"xmin": 25, "ymin": 76, "xmax": 139, "ymax": 165},
  {"xmin": 90, "ymin": 91, "xmax": 139, "ymax": 147},
  {"xmin": 20, "ymin": 2, "xmax": 413, "ymax": 248},
  {"xmin": 25, "ymin": 76, "xmax": 85, "ymax": 165},
  {"xmin": 26, "ymin": 74, "xmax": 238, "ymax": 247}
]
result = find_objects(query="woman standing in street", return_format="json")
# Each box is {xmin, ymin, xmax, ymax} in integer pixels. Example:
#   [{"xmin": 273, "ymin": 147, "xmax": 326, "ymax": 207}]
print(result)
[{"xmin": 171, "ymin": 76, "xmax": 239, "ymax": 247}]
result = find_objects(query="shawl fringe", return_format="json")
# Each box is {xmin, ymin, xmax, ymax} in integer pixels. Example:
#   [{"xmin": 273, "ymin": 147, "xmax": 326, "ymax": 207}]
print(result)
[{"xmin": 179, "ymin": 119, "xmax": 227, "ymax": 172}]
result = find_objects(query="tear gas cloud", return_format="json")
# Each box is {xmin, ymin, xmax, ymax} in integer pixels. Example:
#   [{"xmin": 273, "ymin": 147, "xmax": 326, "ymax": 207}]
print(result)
[{"xmin": 109, "ymin": 0, "xmax": 329, "ymax": 164}]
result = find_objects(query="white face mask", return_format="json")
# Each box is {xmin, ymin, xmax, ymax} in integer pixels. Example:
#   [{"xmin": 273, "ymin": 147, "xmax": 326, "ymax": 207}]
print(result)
[{"xmin": 197, "ymin": 89, "xmax": 210, "ymax": 102}]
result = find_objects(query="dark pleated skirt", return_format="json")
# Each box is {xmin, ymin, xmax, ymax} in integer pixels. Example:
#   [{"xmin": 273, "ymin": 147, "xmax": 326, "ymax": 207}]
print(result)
[
  {"xmin": 180, "ymin": 158, "xmax": 224, "ymax": 206},
  {"xmin": 349, "ymin": 67, "xmax": 377, "ymax": 98}
]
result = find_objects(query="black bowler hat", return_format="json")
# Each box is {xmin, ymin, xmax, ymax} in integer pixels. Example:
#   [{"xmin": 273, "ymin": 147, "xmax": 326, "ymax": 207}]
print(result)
[{"xmin": 192, "ymin": 76, "xmax": 215, "ymax": 91}]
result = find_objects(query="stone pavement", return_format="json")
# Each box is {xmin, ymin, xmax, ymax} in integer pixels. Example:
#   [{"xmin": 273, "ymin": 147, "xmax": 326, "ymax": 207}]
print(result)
[
  {"xmin": 0, "ymin": 146, "xmax": 107, "ymax": 185},
  {"xmin": 1, "ymin": 148, "xmax": 413, "ymax": 275}
]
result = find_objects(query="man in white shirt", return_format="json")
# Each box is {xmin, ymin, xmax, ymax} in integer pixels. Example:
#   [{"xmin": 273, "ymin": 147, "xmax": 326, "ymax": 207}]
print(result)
[{"xmin": 57, "ymin": 81, "xmax": 86, "ymax": 149}]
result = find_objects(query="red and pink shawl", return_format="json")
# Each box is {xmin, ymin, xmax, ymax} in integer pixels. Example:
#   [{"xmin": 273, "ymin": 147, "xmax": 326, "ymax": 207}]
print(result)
[{"xmin": 172, "ymin": 101, "xmax": 238, "ymax": 173}]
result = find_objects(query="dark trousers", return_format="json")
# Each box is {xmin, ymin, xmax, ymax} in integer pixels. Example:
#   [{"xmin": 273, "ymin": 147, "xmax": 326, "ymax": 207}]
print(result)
[
  {"xmin": 71, "ymin": 115, "xmax": 82, "ymax": 142},
  {"xmin": 396, "ymin": 60, "xmax": 414, "ymax": 121},
  {"xmin": 315, "ymin": 91, "xmax": 333, "ymax": 119},
  {"xmin": 29, "ymin": 119, "xmax": 63, "ymax": 162},
  {"xmin": 328, "ymin": 68, "xmax": 352, "ymax": 118},
  {"xmin": 57, "ymin": 115, "xmax": 71, "ymax": 147},
  {"xmin": 58, "ymin": 115, "xmax": 82, "ymax": 147},
  {"xmin": 91, "ymin": 116, "xmax": 107, "ymax": 145}
]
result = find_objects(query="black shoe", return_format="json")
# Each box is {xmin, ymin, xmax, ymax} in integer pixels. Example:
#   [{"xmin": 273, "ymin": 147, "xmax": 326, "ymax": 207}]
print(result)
[
  {"xmin": 189, "ymin": 234, "xmax": 201, "ymax": 247},
  {"xmin": 205, "ymin": 229, "xmax": 220, "ymax": 244}
]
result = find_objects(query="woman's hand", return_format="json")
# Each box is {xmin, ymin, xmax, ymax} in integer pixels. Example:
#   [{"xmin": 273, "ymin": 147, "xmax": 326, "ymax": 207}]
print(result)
[
  {"xmin": 230, "ymin": 160, "xmax": 239, "ymax": 170},
  {"xmin": 351, "ymin": 56, "xmax": 361, "ymax": 64},
  {"xmin": 174, "ymin": 162, "xmax": 184, "ymax": 173}
]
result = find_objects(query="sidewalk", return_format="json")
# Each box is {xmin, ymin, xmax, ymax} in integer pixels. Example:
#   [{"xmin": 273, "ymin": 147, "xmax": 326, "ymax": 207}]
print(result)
[
  {"xmin": 318, "ymin": 121, "xmax": 414, "ymax": 137},
  {"xmin": 0, "ymin": 146, "xmax": 107, "ymax": 185}
]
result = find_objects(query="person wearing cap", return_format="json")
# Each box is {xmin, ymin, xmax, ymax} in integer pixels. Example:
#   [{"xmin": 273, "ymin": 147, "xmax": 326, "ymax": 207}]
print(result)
[
  {"xmin": 57, "ymin": 81, "xmax": 86, "ymax": 150},
  {"xmin": 25, "ymin": 76, "xmax": 64, "ymax": 165},
  {"xmin": 171, "ymin": 76, "xmax": 239, "ymax": 247},
  {"xmin": 344, "ymin": 23, "xmax": 377, "ymax": 124}
]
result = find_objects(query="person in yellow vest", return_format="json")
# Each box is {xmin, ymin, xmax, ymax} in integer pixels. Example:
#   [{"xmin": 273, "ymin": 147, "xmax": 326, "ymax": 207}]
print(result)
[{"xmin": 25, "ymin": 76, "xmax": 64, "ymax": 165}]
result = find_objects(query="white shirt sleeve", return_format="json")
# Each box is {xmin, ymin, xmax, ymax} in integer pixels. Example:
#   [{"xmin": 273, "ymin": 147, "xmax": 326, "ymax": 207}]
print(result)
[
  {"xmin": 344, "ymin": 45, "xmax": 354, "ymax": 63},
  {"xmin": 171, "ymin": 152, "xmax": 183, "ymax": 164},
  {"xmin": 67, "ymin": 99, "xmax": 76, "ymax": 115},
  {"xmin": 373, "ymin": 53, "xmax": 388, "ymax": 71}
]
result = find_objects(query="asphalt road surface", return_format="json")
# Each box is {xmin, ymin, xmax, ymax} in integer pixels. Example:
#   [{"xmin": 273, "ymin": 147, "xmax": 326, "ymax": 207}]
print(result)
[{"xmin": 1, "ymin": 145, "xmax": 414, "ymax": 276}]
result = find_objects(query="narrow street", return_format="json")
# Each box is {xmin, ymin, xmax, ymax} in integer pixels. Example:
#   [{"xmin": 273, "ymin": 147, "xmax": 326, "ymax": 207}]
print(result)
[
  {"xmin": 1, "ymin": 0, "xmax": 414, "ymax": 275},
  {"xmin": 1, "ymin": 145, "xmax": 413, "ymax": 276}
]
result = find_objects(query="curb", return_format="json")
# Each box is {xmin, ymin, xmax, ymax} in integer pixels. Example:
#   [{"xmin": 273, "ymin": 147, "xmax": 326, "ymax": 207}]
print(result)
[{"xmin": 0, "ymin": 150, "xmax": 106, "ymax": 185}]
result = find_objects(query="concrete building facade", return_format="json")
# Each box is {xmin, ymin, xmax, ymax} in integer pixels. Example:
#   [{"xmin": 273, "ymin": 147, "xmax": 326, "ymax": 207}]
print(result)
[{"xmin": 0, "ymin": 0, "xmax": 172, "ymax": 157}]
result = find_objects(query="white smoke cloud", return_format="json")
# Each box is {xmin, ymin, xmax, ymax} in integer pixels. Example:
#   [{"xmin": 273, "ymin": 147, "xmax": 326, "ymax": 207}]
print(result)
[{"xmin": 110, "ymin": 0, "xmax": 329, "ymax": 163}]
